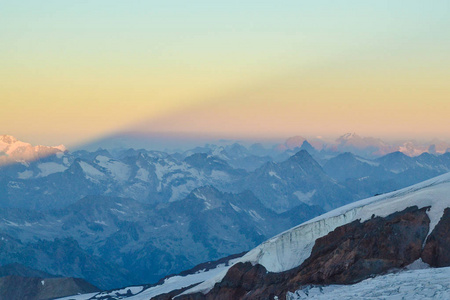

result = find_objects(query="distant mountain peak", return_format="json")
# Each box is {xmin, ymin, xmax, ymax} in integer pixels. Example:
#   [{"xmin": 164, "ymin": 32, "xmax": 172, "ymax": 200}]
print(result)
[
  {"xmin": 0, "ymin": 134, "xmax": 19, "ymax": 144},
  {"xmin": 384, "ymin": 151, "xmax": 408, "ymax": 158},
  {"xmin": 337, "ymin": 151, "xmax": 356, "ymax": 159},
  {"xmin": 0, "ymin": 134, "xmax": 67, "ymax": 166},
  {"xmin": 301, "ymin": 140, "xmax": 313, "ymax": 147},
  {"xmin": 339, "ymin": 132, "xmax": 359, "ymax": 140},
  {"xmin": 290, "ymin": 149, "xmax": 314, "ymax": 161},
  {"xmin": 274, "ymin": 136, "xmax": 308, "ymax": 153},
  {"xmin": 336, "ymin": 133, "xmax": 385, "ymax": 144},
  {"xmin": 299, "ymin": 140, "xmax": 318, "ymax": 153},
  {"xmin": 287, "ymin": 150, "xmax": 324, "ymax": 174},
  {"xmin": 285, "ymin": 136, "xmax": 306, "ymax": 149}
]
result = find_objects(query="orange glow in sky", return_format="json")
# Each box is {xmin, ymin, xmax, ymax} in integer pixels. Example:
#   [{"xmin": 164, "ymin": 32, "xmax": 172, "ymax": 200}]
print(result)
[{"xmin": 1, "ymin": 1, "xmax": 449, "ymax": 146}]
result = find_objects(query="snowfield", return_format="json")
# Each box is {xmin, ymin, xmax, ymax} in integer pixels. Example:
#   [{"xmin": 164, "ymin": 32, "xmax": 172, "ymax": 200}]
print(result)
[
  {"xmin": 55, "ymin": 292, "xmax": 98, "ymax": 300},
  {"xmin": 287, "ymin": 266, "xmax": 450, "ymax": 300},
  {"xmin": 124, "ymin": 265, "xmax": 232, "ymax": 300},
  {"xmin": 54, "ymin": 262, "xmax": 237, "ymax": 300}
]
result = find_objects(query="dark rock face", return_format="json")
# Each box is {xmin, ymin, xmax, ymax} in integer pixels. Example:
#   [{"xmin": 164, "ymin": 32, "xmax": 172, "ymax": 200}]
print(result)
[
  {"xmin": 0, "ymin": 234, "xmax": 130, "ymax": 290},
  {"xmin": 0, "ymin": 275, "xmax": 99, "ymax": 300},
  {"xmin": 422, "ymin": 208, "xmax": 450, "ymax": 267},
  {"xmin": 177, "ymin": 206, "xmax": 435, "ymax": 300},
  {"xmin": 0, "ymin": 263, "xmax": 56, "ymax": 279},
  {"xmin": 296, "ymin": 206, "xmax": 430, "ymax": 284}
]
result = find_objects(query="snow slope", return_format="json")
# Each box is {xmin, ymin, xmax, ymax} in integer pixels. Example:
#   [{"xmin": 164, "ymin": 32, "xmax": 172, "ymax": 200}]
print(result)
[
  {"xmin": 124, "ymin": 265, "xmax": 232, "ymax": 300},
  {"xmin": 54, "ymin": 260, "xmax": 240, "ymax": 300},
  {"xmin": 56, "ymin": 172, "xmax": 450, "ymax": 299},
  {"xmin": 287, "ymin": 266, "xmax": 450, "ymax": 300},
  {"xmin": 55, "ymin": 292, "xmax": 98, "ymax": 300},
  {"xmin": 183, "ymin": 172, "xmax": 450, "ymax": 295}
]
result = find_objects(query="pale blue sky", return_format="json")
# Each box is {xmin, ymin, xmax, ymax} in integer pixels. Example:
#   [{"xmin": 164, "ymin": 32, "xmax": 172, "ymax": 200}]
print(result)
[{"xmin": 1, "ymin": 1, "xmax": 449, "ymax": 146}]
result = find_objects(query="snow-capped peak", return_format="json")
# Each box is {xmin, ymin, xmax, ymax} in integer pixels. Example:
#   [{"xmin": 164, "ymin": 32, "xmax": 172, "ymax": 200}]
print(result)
[
  {"xmin": 55, "ymin": 144, "xmax": 67, "ymax": 152},
  {"xmin": 0, "ymin": 134, "xmax": 67, "ymax": 165},
  {"xmin": 0, "ymin": 135, "xmax": 19, "ymax": 144},
  {"xmin": 340, "ymin": 132, "xmax": 359, "ymax": 140}
]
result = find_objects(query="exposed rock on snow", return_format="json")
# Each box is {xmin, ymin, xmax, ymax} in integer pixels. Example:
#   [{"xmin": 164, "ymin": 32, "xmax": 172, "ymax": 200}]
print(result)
[{"xmin": 179, "ymin": 172, "xmax": 450, "ymax": 298}]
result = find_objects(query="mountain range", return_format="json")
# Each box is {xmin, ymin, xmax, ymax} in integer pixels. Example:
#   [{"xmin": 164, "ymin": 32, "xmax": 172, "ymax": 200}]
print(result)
[
  {"xmin": 78, "ymin": 132, "xmax": 450, "ymax": 159},
  {"xmin": 64, "ymin": 172, "xmax": 450, "ymax": 299},
  {"xmin": 1, "ymin": 135, "xmax": 450, "ymax": 296}
]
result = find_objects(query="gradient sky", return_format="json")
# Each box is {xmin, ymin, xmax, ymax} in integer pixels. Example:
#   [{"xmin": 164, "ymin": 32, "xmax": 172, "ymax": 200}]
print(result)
[{"xmin": 1, "ymin": 1, "xmax": 449, "ymax": 147}]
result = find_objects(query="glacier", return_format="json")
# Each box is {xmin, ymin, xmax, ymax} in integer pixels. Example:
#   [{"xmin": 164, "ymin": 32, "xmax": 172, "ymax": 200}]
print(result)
[
  {"xmin": 182, "ymin": 172, "xmax": 450, "ymax": 295},
  {"xmin": 287, "ymin": 266, "xmax": 450, "ymax": 300}
]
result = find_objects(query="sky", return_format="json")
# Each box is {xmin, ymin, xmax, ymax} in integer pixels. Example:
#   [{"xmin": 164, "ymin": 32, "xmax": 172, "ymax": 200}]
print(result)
[{"xmin": 1, "ymin": 1, "xmax": 449, "ymax": 147}]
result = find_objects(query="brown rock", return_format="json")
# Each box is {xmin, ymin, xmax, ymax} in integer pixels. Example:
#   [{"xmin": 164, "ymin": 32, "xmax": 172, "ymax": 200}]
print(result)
[
  {"xmin": 177, "ymin": 206, "xmax": 431, "ymax": 300},
  {"xmin": 422, "ymin": 207, "xmax": 450, "ymax": 267},
  {"xmin": 294, "ymin": 205, "xmax": 430, "ymax": 284}
]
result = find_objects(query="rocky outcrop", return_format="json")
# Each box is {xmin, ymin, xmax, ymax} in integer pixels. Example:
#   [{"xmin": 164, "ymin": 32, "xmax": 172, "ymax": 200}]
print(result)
[
  {"xmin": 177, "ymin": 206, "xmax": 449, "ymax": 300},
  {"xmin": 0, "ymin": 275, "xmax": 99, "ymax": 300},
  {"xmin": 422, "ymin": 208, "xmax": 450, "ymax": 267},
  {"xmin": 295, "ymin": 205, "xmax": 430, "ymax": 284}
]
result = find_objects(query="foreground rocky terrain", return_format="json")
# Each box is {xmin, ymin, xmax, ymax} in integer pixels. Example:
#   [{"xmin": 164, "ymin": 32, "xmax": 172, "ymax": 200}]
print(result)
[
  {"xmin": 60, "ymin": 172, "xmax": 450, "ymax": 299},
  {"xmin": 0, "ymin": 264, "xmax": 99, "ymax": 300}
]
